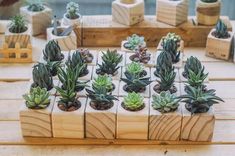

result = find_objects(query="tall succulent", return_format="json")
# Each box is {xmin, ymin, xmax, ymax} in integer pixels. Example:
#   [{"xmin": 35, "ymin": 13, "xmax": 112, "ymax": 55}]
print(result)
[
  {"xmin": 43, "ymin": 40, "xmax": 64, "ymax": 62},
  {"xmin": 156, "ymin": 68, "xmax": 176, "ymax": 93},
  {"xmin": 123, "ymin": 92, "xmax": 145, "ymax": 111},
  {"xmin": 27, "ymin": 0, "xmax": 45, "ymax": 12},
  {"xmin": 214, "ymin": 19, "xmax": 230, "ymax": 38},
  {"xmin": 124, "ymin": 34, "xmax": 146, "ymax": 51},
  {"xmin": 9, "ymin": 15, "xmax": 28, "ymax": 33},
  {"xmin": 186, "ymin": 69, "xmax": 208, "ymax": 89}
]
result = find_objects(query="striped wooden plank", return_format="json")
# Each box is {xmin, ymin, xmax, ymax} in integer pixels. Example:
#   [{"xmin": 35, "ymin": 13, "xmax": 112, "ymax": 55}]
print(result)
[
  {"xmin": 0, "ymin": 100, "xmax": 23, "ymax": 121},
  {"xmin": 207, "ymin": 81, "xmax": 235, "ymax": 99}
]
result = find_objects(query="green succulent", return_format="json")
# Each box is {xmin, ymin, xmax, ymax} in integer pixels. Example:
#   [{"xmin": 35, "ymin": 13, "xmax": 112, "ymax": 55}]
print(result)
[
  {"xmin": 157, "ymin": 68, "xmax": 176, "ymax": 93},
  {"xmin": 126, "ymin": 62, "xmax": 144, "ymax": 76},
  {"xmin": 23, "ymin": 87, "xmax": 50, "ymax": 109},
  {"xmin": 27, "ymin": 0, "xmax": 45, "ymax": 12},
  {"xmin": 201, "ymin": 0, "xmax": 218, "ymax": 3},
  {"xmin": 66, "ymin": 1, "xmax": 80, "ymax": 19},
  {"xmin": 183, "ymin": 56, "xmax": 205, "ymax": 79},
  {"xmin": 9, "ymin": 15, "xmax": 28, "ymax": 33},
  {"xmin": 93, "ymin": 75, "xmax": 113, "ymax": 92},
  {"xmin": 123, "ymin": 92, "xmax": 145, "ymax": 111},
  {"xmin": 45, "ymin": 60, "xmax": 62, "ymax": 77},
  {"xmin": 186, "ymin": 69, "xmax": 208, "ymax": 89},
  {"xmin": 179, "ymin": 85, "xmax": 224, "ymax": 114},
  {"xmin": 124, "ymin": 34, "xmax": 146, "ymax": 51},
  {"xmin": 43, "ymin": 40, "xmax": 64, "ymax": 62},
  {"xmin": 31, "ymin": 63, "xmax": 53, "ymax": 91},
  {"xmin": 97, "ymin": 49, "xmax": 123, "ymax": 75},
  {"xmin": 152, "ymin": 91, "xmax": 180, "ymax": 113},
  {"xmin": 214, "ymin": 19, "xmax": 230, "ymax": 38}
]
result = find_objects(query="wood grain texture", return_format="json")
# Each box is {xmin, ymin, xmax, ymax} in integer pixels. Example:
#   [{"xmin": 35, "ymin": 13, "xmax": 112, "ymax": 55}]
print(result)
[{"xmin": 85, "ymin": 99, "xmax": 117, "ymax": 139}]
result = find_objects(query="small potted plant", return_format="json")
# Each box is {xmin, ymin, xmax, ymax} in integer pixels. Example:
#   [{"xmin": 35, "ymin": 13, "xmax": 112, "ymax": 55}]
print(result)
[
  {"xmin": 179, "ymin": 85, "xmax": 223, "ymax": 141},
  {"xmin": 85, "ymin": 83, "xmax": 118, "ymax": 139},
  {"xmin": 122, "ymin": 61, "xmax": 150, "ymax": 79},
  {"xmin": 121, "ymin": 34, "xmax": 146, "ymax": 52},
  {"xmin": 20, "ymin": 0, "xmax": 52, "ymax": 36},
  {"xmin": 78, "ymin": 48, "xmax": 94, "ymax": 64},
  {"xmin": 112, "ymin": 0, "xmax": 144, "ymax": 26},
  {"xmin": 117, "ymin": 92, "xmax": 149, "ymax": 139},
  {"xmin": 149, "ymin": 91, "xmax": 182, "ymax": 141},
  {"xmin": 156, "ymin": 0, "xmax": 188, "ymax": 26},
  {"xmin": 20, "ymin": 87, "xmax": 54, "ymax": 137},
  {"xmin": 196, "ymin": 0, "xmax": 221, "ymax": 26},
  {"xmin": 206, "ymin": 19, "xmax": 233, "ymax": 60}
]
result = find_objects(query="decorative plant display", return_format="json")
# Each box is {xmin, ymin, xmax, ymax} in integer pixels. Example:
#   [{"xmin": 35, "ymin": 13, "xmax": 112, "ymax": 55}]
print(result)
[
  {"xmin": 78, "ymin": 48, "xmax": 94, "ymax": 63},
  {"xmin": 129, "ymin": 46, "xmax": 151, "ymax": 64},
  {"xmin": 196, "ymin": 0, "xmax": 221, "ymax": 26},
  {"xmin": 62, "ymin": 1, "xmax": 81, "ymax": 26},
  {"xmin": 123, "ymin": 34, "xmax": 146, "ymax": 51},
  {"xmin": 43, "ymin": 40, "xmax": 64, "ymax": 62},
  {"xmin": 206, "ymin": 19, "xmax": 233, "ymax": 60},
  {"xmin": 92, "ymin": 75, "xmax": 114, "ymax": 93},
  {"xmin": 122, "ymin": 92, "xmax": 145, "ymax": 111}
]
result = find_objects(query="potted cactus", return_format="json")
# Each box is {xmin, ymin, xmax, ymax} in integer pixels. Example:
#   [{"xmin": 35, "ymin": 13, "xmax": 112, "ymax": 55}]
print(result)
[
  {"xmin": 196, "ymin": 0, "xmax": 221, "ymax": 26},
  {"xmin": 179, "ymin": 85, "xmax": 223, "ymax": 141},
  {"xmin": 156, "ymin": 0, "xmax": 188, "ymax": 26},
  {"xmin": 121, "ymin": 34, "xmax": 146, "ymax": 52},
  {"xmin": 85, "ymin": 82, "xmax": 118, "ymax": 139},
  {"xmin": 117, "ymin": 92, "xmax": 149, "ymax": 139},
  {"xmin": 20, "ymin": 87, "xmax": 54, "ymax": 137},
  {"xmin": 206, "ymin": 19, "xmax": 233, "ymax": 60},
  {"xmin": 20, "ymin": 0, "xmax": 52, "ymax": 36},
  {"xmin": 149, "ymin": 91, "xmax": 182, "ymax": 140}
]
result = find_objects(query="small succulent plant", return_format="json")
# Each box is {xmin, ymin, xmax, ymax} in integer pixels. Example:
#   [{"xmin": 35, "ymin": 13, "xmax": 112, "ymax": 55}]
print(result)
[
  {"xmin": 214, "ymin": 19, "xmax": 230, "ymax": 39},
  {"xmin": 96, "ymin": 49, "xmax": 123, "ymax": 76},
  {"xmin": 31, "ymin": 63, "xmax": 53, "ymax": 91},
  {"xmin": 186, "ymin": 69, "xmax": 208, "ymax": 89},
  {"xmin": 201, "ymin": 0, "xmax": 218, "ymax": 3},
  {"xmin": 9, "ymin": 15, "xmax": 28, "ymax": 33},
  {"xmin": 179, "ymin": 85, "xmax": 224, "ymax": 114},
  {"xmin": 23, "ymin": 87, "xmax": 50, "ymax": 109},
  {"xmin": 27, "ymin": 0, "xmax": 45, "ymax": 12},
  {"xmin": 126, "ymin": 62, "xmax": 145, "ymax": 77},
  {"xmin": 78, "ymin": 49, "xmax": 93, "ymax": 63},
  {"xmin": 43, "ymin": 40, "xmax": 64, "ymax": 62},
  {"xmin": 123, "ymin": 92, "xmax": 145, "ymax": 111},
  {"xmin": 66, "ymin": 1, "xmax": 80, "ymax": 19},
  {"xmin": 93, "ymin": 75, "xmax": 113, "ymax": 92},
  {"xmin": 130, "ymin": 46, "xmax": 151, "ymax": 64},
  {"xmin": 124, "ymin": 34, "xmax": 146, "ymax": 50},
  {"xmin": 152, "ymin": 91, "xmax": 180, "ymax": 113},
  {"xmin": 45, "ymin": 60, "xmax": 62, "ymax": 77}
]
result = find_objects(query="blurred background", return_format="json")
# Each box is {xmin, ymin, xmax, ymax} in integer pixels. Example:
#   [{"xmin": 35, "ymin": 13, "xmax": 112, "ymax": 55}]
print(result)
[{"xmin": 0, "ymin": 0, "xmax": 235, "ymax": 20}]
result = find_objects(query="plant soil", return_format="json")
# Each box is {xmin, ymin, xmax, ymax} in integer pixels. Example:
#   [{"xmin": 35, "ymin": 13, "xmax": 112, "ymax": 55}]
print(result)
[
  {"xmin": 96, "ymin": 69, "xmax": 118, "ymax": 76},
  {"xmin": 90, "ymin": 101, "xmax": 114, "ymax": 111},
  {"xmin": 129, "ymin": 53, "xmax": 150, "ymax": 64},
  {"xmin": 121, "ymin": 102, "xmax": 145, "ymax": 112},
  {"xmin": 212, "ymin": 31, "xmax": 230, "ymax": 39},
  {"xmin": 123, "ymin": 84, "xmax": 146, "ymax": 93},
  {"xmin": 58, "ymin": 99, "xmax": 81, "ymax": 112},
  {"xmin": 66, "ymin": 13, "xmax": 80, "ymax": 20},
  {"xmin": 153, "ymin": 84, "xmax": 177, "ymax": 94},
  {"xmin": 9, "ymin": 26, "xmax": 28, "ymax": 34},
  {"xmin": 185, "ymin": 103, "xmax": 209, "ymax": 114}
]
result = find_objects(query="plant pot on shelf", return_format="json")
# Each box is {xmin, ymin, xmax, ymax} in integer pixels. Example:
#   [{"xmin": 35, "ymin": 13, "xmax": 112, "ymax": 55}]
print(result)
[
  {"xmin": 61, "ymin": 13, "xmax": 82, "ymax": 27},
  {"xmin": 20, "ymin": 5, "xmax": 52, "ymax": 36},
  {"xmin": 206, "ymin": 29, "xmax": 233, "ymax": 60},
  {"xmin": 112, "ymin": 0, "xmax": 144, "ymax": 26},
  {"xmin": 156, "ymin": 0, "xmax": 188, "ymax": 26},
  {"xmin": 52, "ymin": 97, "xmax": 86, "ymax": 138},
  {"xmin": 196, "ymin": 0, "xmax": 221, "ymax": 26}
]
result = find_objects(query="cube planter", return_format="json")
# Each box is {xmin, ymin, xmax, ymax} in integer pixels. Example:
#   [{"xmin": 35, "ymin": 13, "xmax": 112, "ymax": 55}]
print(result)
[
  {"xmin": 149, "ymin": 104, "xmax": 182, "ymax": 141},
  {"xmin": 52, "ymin": 97, "xmax": 86, "ymax": 138},
  {"xmin": 85, "ymin": 99, "xmax": 118, "ymax": 139},
  {"xmin": 196, "ymin": 0, "xmax": 221, "ymax": 26},
  {"xmin": 19, "ymin": 96, "xmax": 55, "ymax": 137},
  {"xmin": 61, "ymin": 13, "xmax": 82, "ymax": 27},
  {"xmin": 181, "ymin": 104, "xmax": 215, "ymax": 142},
  {"xmin": 206, "ymin": 29, "xmax": 233, "ymax": 60},
  {"xmin": 117, "ymin": 98, "xmax": 149, "ymax": 139},
  {"xmin": 20, "ymin": 6, "xmax": 52, "ymax": 36},
  {"xmin": 92, "ymin": 66, "xmax": 122, "ymax": 80},
  {"xmin": 47, "ymin": 27, "xmax": 77, "ymax": 51},
  {"xmin": 112, "ymin": 0, "xmax": 144, "ymax": 26},
  {"xmin": 156, "ymin": 0, "xmax": 188, "ymax": 26}
]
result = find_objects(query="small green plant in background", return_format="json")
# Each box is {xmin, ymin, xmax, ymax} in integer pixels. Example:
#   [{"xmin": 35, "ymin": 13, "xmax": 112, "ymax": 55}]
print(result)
[
  {"xmin": 124, "ymin": 34, "xmax": 146, "ymax": 51},
  {"xmin": 27, "ymin": 0, "xmax": 45, "ymax": 12},
  {"xmin": 43, "ymin": 40, "xmax": 64, "ymax": 62},
  {"xmin": 186, "ymin": 69, "xmax": 208, "ymax": 90},
  {"xmin": 93, "ymin": 75, "xmax": 113, "ymax": 92},
  {"xmin": 123, "ymin": 92, "xmax": 145, "ymax": 111},
  {"xmin": 66, "ymin": 1, "xmax": 80, "ymax": 19},
  {"xmin": 152, "ymin": 91, "xmax": 180, "ymax": 113},
  {"xmin": 9, "ymin": 15, "xmax": 28, "ymax": 33},
  {"xmin": 23, "ymin": 87, "xmax": 50, "ymax": 109},
  {"xmin": 214, "ymin": 19, "xmax": 230, "ymax": 38},
  {"xmin": 126, "ymin": 62, "xmax": 145, "ymax": 77}
]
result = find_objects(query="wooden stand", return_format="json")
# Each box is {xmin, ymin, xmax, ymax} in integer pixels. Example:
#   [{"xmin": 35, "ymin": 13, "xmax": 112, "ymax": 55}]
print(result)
[
  {"xmin": 52, "ymin": 97, "xmax": 86, "ymax": 138},
  {"xmin": 117, "ymin": 98, "xmax": 149, "ymax": 140},
  {"xmin": 85, "ymin": 99, "xmax": 117, "ymax": 139},
  {"xmin": 206, "ymin": 29, "xmax": 233, "ymax": 60},
  {"xmin": 156, "ymin": 0, "xmax": 188, "ymax": 26},
  {"xmin": 112, "ymin": 0, "xmax": 144, "ymax": 26},
  {"xmin": 181, "ymin": 104, "xmax": 215, "ymax": 142},
  {"xmin": 20, "ymin": 6, "xmax": 52, "ymax": 36}
]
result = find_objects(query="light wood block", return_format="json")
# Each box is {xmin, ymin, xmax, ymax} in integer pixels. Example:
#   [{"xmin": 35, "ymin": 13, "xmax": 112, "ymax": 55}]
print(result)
[
  {"xmin": 97, "ymin": 50, "xmax": 126, "ymax": 66},
  {"xmin": 19, "ymin": 96, "xmax": 55, "ymax": 137},
  {"xmin": 156, "ymin": 0, "xmax": 188, "ymax": 26},
  {"xmin": 92, "ymin": 66, "xmax": 122, "ymax": 80},
  {"xmin": 117, "ymin": 98, "xmax": 149, "ymax": 139},
  {"xmin": 150, "ymin": 67, "xmax": 181, "ymax": 82},
  {"xmin": 112, "ymin": 0, "xmax": 144, "ymax": 26},
  {"xmin": 20, "ymin": 6, "xmax": 52, "ymax": 36},
  {"xmin": 206, "ymin": 29, "xmax": 233, "ymax": 60},
  {"xmin": 52, "ymin": 97, "xmax": 86, "ymax": 138},
  {"xmin": 85, "ymin": 99, "xmax": 118, "ymax": 139},
  {"xmin": 122, "ymin": 66, "xmax": 151, "ymax": 79},
  {"xmin": 125, "ymin": 52, "xmax": 155, "ymax": 67},
  {"xmin": 207, "ymin": 81, "xmax": 235, "ymax": 99},
  {"xmin": 181, "ymin": 104, "xmax": 215, "ymax": 142},
  {"xmin": 149, "ymin": 104, "xmax": 182, "ymax": 141}
]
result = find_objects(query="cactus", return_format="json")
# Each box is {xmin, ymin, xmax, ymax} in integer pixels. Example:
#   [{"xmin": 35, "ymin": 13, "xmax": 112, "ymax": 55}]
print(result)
[
  {"xmin": 66, "ymin": 1, "xmax": 80, "ymax": 19},
  {"xmin": 43, "ymin": 40, "xmax": 64, "ymax": 62},
  {"xmin": 214, "ymin": 19, "xmax": 230, "ymax": 39}
]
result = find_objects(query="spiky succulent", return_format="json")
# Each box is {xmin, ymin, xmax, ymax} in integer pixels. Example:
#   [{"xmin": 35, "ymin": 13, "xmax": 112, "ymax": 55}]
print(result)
[
  {"xmin": 27, "ymin": 0, "xmax": 45, "ymax": 12},
  {"xmin": 123, "ymin": 92, "xmax": 145, "ymax": 111},
  {"xmin": 130, "ymin": 46, "xmax": 151, "ymax": 64},
  {"xmin": 152, "ymin": 91, "xmax": 180, "ymax": 113},
  {"xmin": 43, "ymin": 40, "xmax": 64, "ymax": 62},
  {"xmin": 179, "ymin": 85, "xmax": 224, "ymax": 114},
  {"xmin": 155, "ymin": 51, "xmax": 174, "ymax": 77},
  {"xmin": 126, "ymin": 62, "xmax": 144, "ymax": 76},
  {"xmin": 201, "ymin": 0, "xmax": 218, "ymax": 3},
  {"xmin": 31, "ymin": 63, "xmax": 53, "ymax": 91},
  {"xmin": 66, "ymin": 1, "xmax": 80, "ymax": 19},
  {"xmin": 157, "ymin": 69, "xmax": 176, "ymax": 93},
  {"xmin": 23, "ymin": 87, "xmax": 50, "ymax": 109},
  {"xmin": 93, "ymin": 75, "xmax": 113, "ymax": 92},
  {"xmin": 9, "ymin": 15, "xmax": 28, "ymax": 33},
  {"xmin": 45, "ymin": 61, "xmax": 62, "ymax": 77},
  {"xmin": 97, "ymin": 49, "xmax": 123, "ymax": 75},
  {"xmin": 186, "ymin": 69, "xmax": 208, "ymax": 89},
  {"xmin": 124, "ymin": 34, "xmax": 146, "ymax": 51},
  {"xmin": 214, "ymin": 19, "xmax": 230, "ymax": 38}
]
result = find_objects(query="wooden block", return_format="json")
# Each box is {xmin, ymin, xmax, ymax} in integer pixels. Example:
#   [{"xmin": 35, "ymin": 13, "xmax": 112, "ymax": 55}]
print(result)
[
  {"xmin": 181, "ymin": 104, "xmax": 215, "ymax": 142},
  {"xmin": 125, "ymin": 52, "xmax": 155, "ymax": 67},
  {"xmin": 92, "ymin": 66, "xmax": 122, "ymax": 80},
  {"xmin": 149, "ymin": 104, "xmax": 182, "ymax": 141},
  {"xmin": 47, "ymin": 27, "xmax": 77, "ymax": 51},
  {"xmin": 97, "ymin": 50, "xmax": 126, "ymax": 67},
  {"xmin": 117, "ymin": 98, "xmax": 149, "ymax": 139},
  {"xmin": 150, "ymin": 67, "xmax": 181, "ymax": 82},
  {"xmin": 150, "ymin": 81, "xmax": 181, "ymax": 97},
  {"xmin": 206, "ymin": 29, "xmax": 233, "ymax": 60},
  {"xmin": 19, "ymin": 96, "xmax": 55, "ymax": 137},
  {"xmin": 20, "ymin": 6, "xmax": 52, "ymax": 36},
  {"xmin": 156, "ymin": 0, "xmax": 188, "ymax": 26},
  {"xmin": 112, "ymin": 0, "xmax": 144, "ymax": 26},
  {"xmin": 52, "ymin": 97, "xmax": 86, "ymax": 138},
  {"xmin": 122, "ymin": 66, "xmax": 151, "ymax": 79}
]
